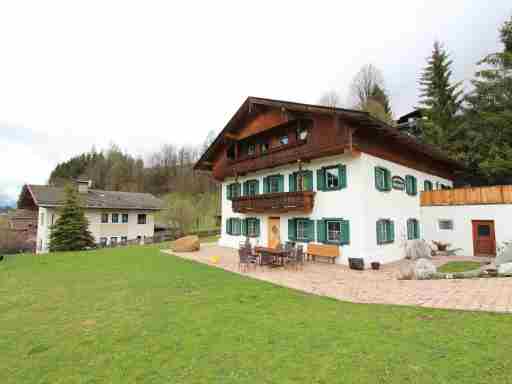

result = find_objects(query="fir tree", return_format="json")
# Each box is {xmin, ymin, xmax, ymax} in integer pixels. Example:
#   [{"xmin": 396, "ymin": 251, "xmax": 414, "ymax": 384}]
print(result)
[
  {"xmin": 417, "ymin": 41, "xmax": 463, "ymax": 149},
  {"xmin": 461, "ymin": 16, "xmax": 512, "ymax": 183},
  {"xmin": 49, "ymin": 185, "xmax": 95, "ymax": 252}
]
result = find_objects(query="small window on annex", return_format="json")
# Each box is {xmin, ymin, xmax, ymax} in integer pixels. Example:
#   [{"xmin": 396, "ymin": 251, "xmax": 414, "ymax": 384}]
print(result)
[{"xmin": 438, "ymin": 219, "xmax": 454, "ymax": 231}]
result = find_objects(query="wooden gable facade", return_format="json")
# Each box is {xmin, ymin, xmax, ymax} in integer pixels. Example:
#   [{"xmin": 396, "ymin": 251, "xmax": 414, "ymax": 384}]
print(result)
[{"xmin": 195, "ymin": 97, "xmax": 463, "ymax": 182}]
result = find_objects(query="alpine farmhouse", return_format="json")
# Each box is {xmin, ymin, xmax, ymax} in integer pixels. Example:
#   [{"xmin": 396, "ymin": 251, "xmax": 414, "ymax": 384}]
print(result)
[
  {"xmin": 17, "ymin": 179, "xmax": 163, "ymax": 253},
  {"xmin": 195, "ymin": 97, "xmax": 464, "ymax": 265}
]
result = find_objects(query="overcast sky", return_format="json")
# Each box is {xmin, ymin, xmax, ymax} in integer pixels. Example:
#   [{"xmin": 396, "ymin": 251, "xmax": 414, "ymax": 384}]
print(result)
[{"xmin": 0, "ymin": 1, "xmax": 510, "ymax": 203}]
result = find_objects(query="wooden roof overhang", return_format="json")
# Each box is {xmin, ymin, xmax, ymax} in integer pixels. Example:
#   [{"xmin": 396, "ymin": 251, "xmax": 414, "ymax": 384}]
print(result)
[{"xmin": 194, "ymin": 97, "xmax": 465, "ymax": 176}]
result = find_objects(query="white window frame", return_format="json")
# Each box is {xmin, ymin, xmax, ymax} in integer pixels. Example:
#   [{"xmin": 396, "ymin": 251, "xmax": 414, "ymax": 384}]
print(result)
[
  {"xmin": 325, "ymin": 167, "xmax": 340, "ymax": 190},
  {"xmin": 268, "ymin": 176, "xmax": 280, "ymax": 193},
  {"xmin": 122, "ymin": 213, "xmax": 129, "ymax": 223},
  {"xmin": 296, "ymin": 219, "xmax": 308, "ymax": 241},
  {"xmin": 247, "ymin": 219, "xmax": 258, "ymax": 237},
  {"xmin": 326, "ymin": 220, "xmax": 341, "ymax": 243}
]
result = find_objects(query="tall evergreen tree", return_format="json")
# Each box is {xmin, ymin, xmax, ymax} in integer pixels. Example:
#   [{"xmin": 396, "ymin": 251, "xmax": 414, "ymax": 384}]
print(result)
[
  {"xmin": 461, "ymin": 16, "xmax": 512, "ymax": 183},
  {"xmin": 417, "ymin": 41, "xmax": 463, "ymax": 149},
  {"xmin": 49, "ymin": 185, "xmax": 95, "ymax": 252}
]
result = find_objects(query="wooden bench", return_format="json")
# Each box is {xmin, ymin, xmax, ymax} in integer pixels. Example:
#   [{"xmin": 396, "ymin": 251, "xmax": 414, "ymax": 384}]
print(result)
[{"xmin": 306, "ymin": 243, "xmax": 340, "ymax": 264}]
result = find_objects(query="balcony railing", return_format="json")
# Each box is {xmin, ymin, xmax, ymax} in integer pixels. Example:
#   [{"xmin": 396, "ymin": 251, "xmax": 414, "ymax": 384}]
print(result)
[{"xmin": 232, "ymin": 191, "xmax": 316, "ymax": 214}]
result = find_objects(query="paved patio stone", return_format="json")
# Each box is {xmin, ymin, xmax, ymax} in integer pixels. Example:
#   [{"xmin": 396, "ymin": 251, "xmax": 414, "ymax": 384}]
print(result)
[{"xmin": 163, "ymin": 244, "xmax": 512, "ymax": 313}]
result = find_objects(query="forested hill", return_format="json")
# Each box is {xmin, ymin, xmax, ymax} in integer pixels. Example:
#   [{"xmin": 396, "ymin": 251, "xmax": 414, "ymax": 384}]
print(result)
[{"xmin": 49, "ymin": 143, "xmax": 217, "ymax": 197}]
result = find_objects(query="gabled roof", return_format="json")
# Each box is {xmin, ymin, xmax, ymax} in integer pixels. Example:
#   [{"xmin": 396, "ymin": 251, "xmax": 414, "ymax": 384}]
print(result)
[
  {"xmin": 195, "ymin": 97, "xmax": 464, "ymax": 171},
  {"xmin": 23, "ymin": 185, "xmax": 163, "ymax": 211}
]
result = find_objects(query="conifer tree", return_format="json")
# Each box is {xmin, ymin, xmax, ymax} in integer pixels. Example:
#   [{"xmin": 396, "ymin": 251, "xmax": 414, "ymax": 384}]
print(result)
[
  {"xmin": 49, "ymin": 185, "xmax": 95, "ymax": 252},
  {"xmin": 417, "ymin": 41, "xmax": 463, "ymax": 149},
  {"xmin": 461, "ymin": 16, "xmax": 512, "ymax": 183}
]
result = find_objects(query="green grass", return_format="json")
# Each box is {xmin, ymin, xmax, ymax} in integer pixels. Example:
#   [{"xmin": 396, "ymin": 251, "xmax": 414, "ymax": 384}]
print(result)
[
  {"xmin": 1, "ymin": 246, "xmax": 511, "ymax": 383},
  {"xmin": 438, "ymin": 261, "xmax": 483, "ymax": 273}
]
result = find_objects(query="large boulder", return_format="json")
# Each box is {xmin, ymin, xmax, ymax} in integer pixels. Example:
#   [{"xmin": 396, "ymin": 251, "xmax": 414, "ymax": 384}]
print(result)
[
  {"xmin": 498, "ymin": 262, "xmax": 512, "ymax": 275},
  {"xmin": 413, "ymin": 258, "xmax": 437, "ymax": 280},
  {"xmin": 496, "ymin": 243, "xmax": 512, "ymax": 265},
  {"xmin": 171, "ymin": 235, "xmax": 200, "ymax": 252},
  {"xmin": 405, "ymin": 240, "xmax": 432, "ymax": 260}
]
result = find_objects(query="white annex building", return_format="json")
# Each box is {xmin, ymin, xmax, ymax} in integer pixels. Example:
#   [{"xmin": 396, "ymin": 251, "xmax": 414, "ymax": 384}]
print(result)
[
  {"xmin": 195, "ymin": 97, "xmax": 468, "ymax": 266},
  {"xmin": 17, "ymin": 179, "xmax": 163, "ymax": 253}
]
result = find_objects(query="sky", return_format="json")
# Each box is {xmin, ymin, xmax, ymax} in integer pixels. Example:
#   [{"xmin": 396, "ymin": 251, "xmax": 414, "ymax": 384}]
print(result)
[{"xmin": 0, "ymin": 0, "xmax": 510, "ymax": 204}]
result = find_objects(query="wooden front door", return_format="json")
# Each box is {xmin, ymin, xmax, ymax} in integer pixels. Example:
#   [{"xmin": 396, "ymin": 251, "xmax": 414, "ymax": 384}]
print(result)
[
  {"xmin": 472, "ymin": 220, "xmax": 496, "ymax": 256},
  {"xmin": 268, "ymin": 217, "xmax": 281, "ymax": 249}
]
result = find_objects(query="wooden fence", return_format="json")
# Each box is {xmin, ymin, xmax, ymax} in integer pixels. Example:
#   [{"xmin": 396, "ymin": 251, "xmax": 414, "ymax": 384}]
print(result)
[{"xmin": 420, "ymin": 185, "xmax": 512, "ymax": 206}]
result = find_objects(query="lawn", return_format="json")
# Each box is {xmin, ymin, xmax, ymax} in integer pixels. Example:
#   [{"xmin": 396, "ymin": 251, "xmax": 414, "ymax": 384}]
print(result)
[
  {"xmin": 438, "ymin": 261, "xmax": 483, "ymax": 273},
  {"xmin": 1, "ymin": 246, "xmax": 511, "ymax": 383}
]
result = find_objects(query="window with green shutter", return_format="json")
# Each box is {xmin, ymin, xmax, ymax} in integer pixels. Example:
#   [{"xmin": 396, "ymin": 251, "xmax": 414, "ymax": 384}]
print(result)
[
  {"xmin": 405, "ymin": 175, "xmax": 417, "ymax": 196},
  {"xmin": 317, "ymin": 165, "xmax": 347, "ymax": 191},
  {"xmin": 264, "ymin": 175, "xmax": 284, "ymax": 193},
  {"xmin": 424, "ymin": 180, "xmax": 433, "ymax": 191},
  {"xmin": 290, "ymin": 170, "xmax": 314, "ymax": 192},
  {"xmin": 375, "ymin": 167, "xmax": 391, "ymax": 191},
  {"xmin": 245, "ymin": 218, "xmax": 260, "ymax": 238},
  {"xmin": 376, "ymin": 219, "xmax": 394, "ymax": 244},
  {"xmin": 316, "ymin": 218, "xmax": 349, "ymax": 245},
  {"xmin": 295, "ymin": 219, "xmax": 315, "ymax": 242},
  {"xmin": 227, "ymin": 218, "xmax": 241, "ymax": 236},
  {"xmin": 227, "ymin": 183, "xmax": 241, "ymax": 200},
  {"xmin": 407, "ymin": 218, "xmax": 420, "ymax": 240},
  {"xmin": 243, "ymin": 180, "xmax": 259, "ymax": 196}
]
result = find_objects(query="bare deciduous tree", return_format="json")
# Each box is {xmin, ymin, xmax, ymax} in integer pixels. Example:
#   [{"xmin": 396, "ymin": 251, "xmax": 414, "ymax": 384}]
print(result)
[
  {"xmin": 349, "ymin": 64, "xmax": 385, "ymax": 108},
  {"xmin": 318, "ymin": 90, "xmax": 341, "ymax": 107}
]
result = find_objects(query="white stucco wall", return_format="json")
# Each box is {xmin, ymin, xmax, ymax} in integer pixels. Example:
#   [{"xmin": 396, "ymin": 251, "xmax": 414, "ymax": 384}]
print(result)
[
  {"xmin": 219, "ymin": 151, "xmax": 453, "ymax": 266},
  {"xmin": 421, "ymin": 204, "xmax": 512, "ymax": 256},
  {"xmin": 361, "ymin": 153, "xmax": 452, "ymax": 264},
  {"xmin": 36, "ymin": 207, "xmax": 155, "ymax": 253}
]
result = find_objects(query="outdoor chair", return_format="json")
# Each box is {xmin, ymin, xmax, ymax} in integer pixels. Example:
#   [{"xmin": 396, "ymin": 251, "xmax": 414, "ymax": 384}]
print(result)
[
  {"xmin": 238, "ymin": 248, "xmax": 257, "ymax": 272},
  {"xmin": 286, "ymin": 246, "xmax": 304, "ymax": 270}
]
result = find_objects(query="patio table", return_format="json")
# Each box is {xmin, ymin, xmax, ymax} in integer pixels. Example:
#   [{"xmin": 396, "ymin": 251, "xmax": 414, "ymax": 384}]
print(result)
[{"xmin": 254, "ymin": 246, "xmax": 289, "ymax": 267}]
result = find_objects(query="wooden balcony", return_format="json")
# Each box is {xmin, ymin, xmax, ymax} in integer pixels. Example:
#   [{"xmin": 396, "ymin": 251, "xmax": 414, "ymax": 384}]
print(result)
[{"xmin": 232, "ymin": 191, "xmax": 316, "ymax": 214}]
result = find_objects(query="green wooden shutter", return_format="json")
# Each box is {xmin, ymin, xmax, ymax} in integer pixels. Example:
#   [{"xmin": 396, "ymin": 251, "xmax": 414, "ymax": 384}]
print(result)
[
  {"xmin": 304, "ymin": 170, "xmax": 313, "ymax": 191},
  {"xmin": 375, "ymin": 167, "xmax": 383, "ymax": 191},
  {"xmin": 389, "ymin": 220, "xmax": 395, "ymax": 242},
  {"xmin": 415, "ymin": 220, "xmax": 420, "ymax": 239},
  {"xmin": 306, "ymin": 219, "xmax": 315, "ymax": 242},
  {"xmin": 277, "ymin": 175, "xmax": 284, "ymax": 192},
  {"xmin": 385, "ymin": 169, "xmax": 392, "ymax": 191},
  {"xmin": 255, "ymin": 218, "xmax": 261, "ymax": 237},
  {"xmin": 227, "ymin": 184, "xmax": 232, "ymax": 200},
  {"xmin": 243, "ymin": 181, "xmax": 248, "ymax": 196},
  {"xmin": 241, "ymin": 218, "xmax": 247, "ymax": 236},
  {"xmin": 424, "ymin": 180, "xmax": 432, "ymax": 192},
  {"xmin": 376, "ymin": 220, "xmax": 382, "ymax": 244},
  {"xmin": 338, "ymin": 165, "xmax": 347, "ymax": 189},
  {"xmin": 340, "ymin": 220, "xmax": 350, "ymax": 244},
  {"xmin": 263, "ymin": 177, "xmax": 269, "ymax": 193},
  {"xmin": 317, "ymin": 168, "xmax": 325, "ymax": 191},
  {"xmin": 235, "ymin": 183, "xmax": 241, "ymax": 198},
  {"xmin": 289, "ymin": 174, "xmax": 296, "ymax": 192},
  {"xmin": 226, "ymin": 218, "xmax": 231, "ymax": 235},
  {"xmin": 288, "ymin": 219, "xmax": 297, "ymax": 241},
  {"xmin": 406, "ymin": 176, "xmax": 417, "ymax": 196},
  {"xmin": 317, "ymin": 220, "xmax": 326, "ymax": 243},
  {"xmin": 407, "ymin": 219, "xmax": 412, "ymax": 240},
  {"xmin": 254, "ymin": 180, "xmax": 260, "ymax": 195}
]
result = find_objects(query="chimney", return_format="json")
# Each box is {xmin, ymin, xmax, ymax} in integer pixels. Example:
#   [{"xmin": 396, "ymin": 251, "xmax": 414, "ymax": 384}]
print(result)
[{"xmin": 76, "ymin": 177, "xmax": 92, "ymax": 194}]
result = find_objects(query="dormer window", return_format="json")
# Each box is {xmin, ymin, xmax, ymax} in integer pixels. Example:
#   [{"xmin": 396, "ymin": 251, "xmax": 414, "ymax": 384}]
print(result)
[
  {"xmin": 279, "ymin": 135, "xmax": 289, "ymax": 146},
  {"xmin": 261, "ymin": 142, "xmax": 269, "ymax": 154}
]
